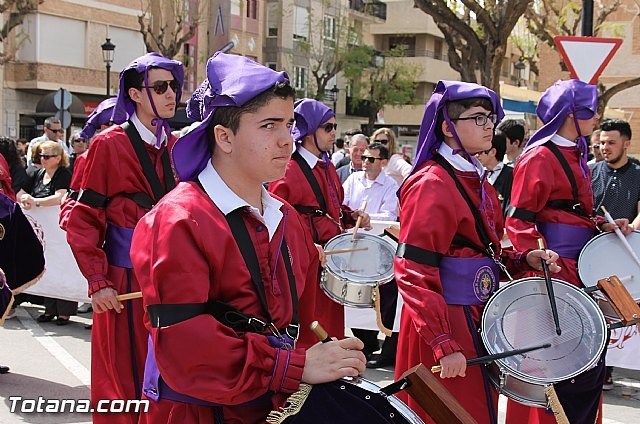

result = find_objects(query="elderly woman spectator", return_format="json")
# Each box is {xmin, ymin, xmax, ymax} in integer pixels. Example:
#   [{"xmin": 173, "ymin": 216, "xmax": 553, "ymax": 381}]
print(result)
[
  {"xmin": 17, "ymin": 140, "xmax": 75, "ymax": 325},
  {"xmin": 371, "ymin": 127, "xmax": 411, "ymax": 185}
]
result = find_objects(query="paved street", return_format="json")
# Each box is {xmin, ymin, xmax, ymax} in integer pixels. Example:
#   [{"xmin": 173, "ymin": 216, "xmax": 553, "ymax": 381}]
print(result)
[{"xmin": 1, "ymin": 304, "xmax": 639, "ymax": 423}]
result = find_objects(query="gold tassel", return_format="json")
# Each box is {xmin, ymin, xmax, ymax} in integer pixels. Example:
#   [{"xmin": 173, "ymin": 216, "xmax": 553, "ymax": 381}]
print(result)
[
  {"xmin": 266, "ymin": 383, "xmax": 313, "ymax": 424},
  {"xmin": 544, "ymin": 384, "xmax": 570, "ymax": 424}
]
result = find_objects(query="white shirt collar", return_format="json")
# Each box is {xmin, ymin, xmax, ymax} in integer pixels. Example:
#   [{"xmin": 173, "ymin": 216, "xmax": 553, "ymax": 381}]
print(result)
[
  {"xmin": 130, "ymin": 112, "xmax": 167, "ymax": 148},
  {"xmin": 438, "ymin": 142, "xmax": 485, "ymax": 177},
  {"xmin": 198, "ymin": 161, "xmax": 283, "ymax": 241},
  {"xmin": 550, "ymin": 133, "xmax": 576, "ymax": 146},
  {"xmin": 296, "ymin": 145, "xmax": 320, "ymax": 168}
]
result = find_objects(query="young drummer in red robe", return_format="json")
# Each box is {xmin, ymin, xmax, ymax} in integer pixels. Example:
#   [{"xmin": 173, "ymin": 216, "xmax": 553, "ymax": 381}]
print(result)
[
  {"xmin": 131, "ymin": 52, "xmax": 366, "ymax": 424},
  {"xmin": 65, "ymin": 53, "xmax": 183, "ymax": 424},
  {"xmin": 505, "ymin": 80, "xmax": 632, "ymax": 424},
  {"xmin": 269, "ymin": 98, "xmax": 370, "ymax": 339},
  {"xmin": 393, "ymin": 81, "xmax": 560, "ymax": 424}
]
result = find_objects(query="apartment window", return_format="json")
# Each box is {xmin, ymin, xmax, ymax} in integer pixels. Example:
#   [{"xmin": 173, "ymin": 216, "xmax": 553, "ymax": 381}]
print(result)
[
  {"xmin": 323, "ymin": 15, "xmax": 336, "ymax": 41},
  {"xmin": 293, "ymin": 6, "xmax": 309, "ymax": 41},
  {"xmin": 389, "ymin": 36, "xmax": 416, "ymax": 57},
  {"xmin": 246, "ymin": 0, "xmax": 257, "ymax": 19},
  {"xmin": 231, "ymin": 0, "xmax": 240, "ymax": 16},
  {"xmin": 293, "ymin": 66, "xmax": 308, "ymax": 97},
  {"xmin": 267, "ymin": 2, "xmax": 278, "ymax": 37},
  {"xmin": 266, "ymin": 62, "xmax": 277, "ymax": 71},
  {"xmin": 434, "ymin": 39, "xmax": 443, "ymax": 60}
]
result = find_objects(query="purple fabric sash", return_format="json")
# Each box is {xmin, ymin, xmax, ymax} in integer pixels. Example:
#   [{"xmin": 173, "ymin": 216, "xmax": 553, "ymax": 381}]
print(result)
[
  {"xmin": 142, "ymin": 333, "xmax": 293, "ymax": 407},
  {"xmin": 536, "ymin": 221, "xmax": 595, "ymax": 260},
  {"xmin": 439, "ymin": 257, "xmax": 499, "ymax": 305},
  {"xmin": 104, "ymin": 224, "xmax": 134, "ymax": 269}
]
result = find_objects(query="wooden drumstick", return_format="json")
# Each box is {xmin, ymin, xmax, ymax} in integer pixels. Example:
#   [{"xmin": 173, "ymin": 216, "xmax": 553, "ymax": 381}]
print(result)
[
  {"xmin": 601, "ymin": 206, "xmax": 640, "ymax": 269},
  {"xmin": 116, "ymin": 291, "xmax": 142, "ymax": 301},
  {"xmin": 430, "ymin": 343, "xmax": 551, "ymax": 373},
  {"xmin": 351, "ymin": 200, "xmax": 368, "ymax": 242},
  {"xmin": 324, "ymin": 246, "xmax": 369, "ymax": 255},
  {"xmin": 310, "ymin": 321, "xmax": 332, "ymax": 343},
  {"xmin": 538, "ymin": 239, "xmax": 562, "ymax": 336}
]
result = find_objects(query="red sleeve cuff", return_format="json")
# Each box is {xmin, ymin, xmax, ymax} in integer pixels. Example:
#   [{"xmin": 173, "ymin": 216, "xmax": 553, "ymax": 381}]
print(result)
[
  {"xmin": 269, "ymin": 348, "xmax": 305, "ymax": 394},
  {"xmin": 88, "ymin": 277, "xmax": 113, "ymax": 296},
  {"xmin": 429, "ymin": 336, "xmax": 463, "ymax": 362}
]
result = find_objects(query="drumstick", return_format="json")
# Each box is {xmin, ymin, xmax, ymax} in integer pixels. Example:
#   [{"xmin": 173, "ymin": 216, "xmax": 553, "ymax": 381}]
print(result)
[
  {"xmin": 430, "ymin": 343, "xmax": 551, "ymax": 373},
  {"xmin": 538, "ymin": 239, "xmax": 562, "ymax": 336},
  {"xmin": 601, "ymin": 206, "xmax": 640, "ymax": 269},
  {"xmin": 310, "ymin": 321, "xmax": 332, "ymax": 343},
  {"xmin": 351, "ymin": 200, "xmax": 368, "ymax": 242},
  {"xmin": 116, "ymin": 291, "xmax": 142, "ymax": 301},
  {"xmin": 324, "ymin": 247, "xmax": 369, "ymax": 255}
]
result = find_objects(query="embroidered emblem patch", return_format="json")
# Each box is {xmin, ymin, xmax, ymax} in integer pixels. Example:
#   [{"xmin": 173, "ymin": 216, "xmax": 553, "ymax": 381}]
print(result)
[{"xmin": 473, "ymin": 266, "xmax": 496, "ymax": 302}]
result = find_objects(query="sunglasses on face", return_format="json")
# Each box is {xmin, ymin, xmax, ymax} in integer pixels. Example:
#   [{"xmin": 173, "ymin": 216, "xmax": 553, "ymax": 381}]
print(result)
[
  {"xmin": 362, "ymin": 155, "xmax": 383, "ymax": 163},
  {"xmin": 73, "ymin": 138, "xmax": 87, "ymax": 143},
  {"xmin": 323, "ymin": 123, "xmax": 338, "ymax": 133},
  {"xmin": 38, "ymin": 154, "xmax": 58, "ymax": 160},
  {"xmin": 143, "ymin": 79, "xmax": 180, "ymax": 95},
  {"xmin": 48, "ymin": 128, "xmax": 64, "ymax": 134},
  {"xmin": 375, "ymin": 138, "xmax": 389, "ymax": 145},
  {"xmin": 454, "ymin": 113, "xmax": 498, "ymax": 126}
]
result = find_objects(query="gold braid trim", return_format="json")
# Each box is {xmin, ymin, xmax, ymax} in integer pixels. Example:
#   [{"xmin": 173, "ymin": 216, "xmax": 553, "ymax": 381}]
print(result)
[
  {"xmin": 544, "ymin": 384, "xmax": 570, "ymax": 424},
  {"xmin": 266, "ymin": 383, "xmax": 313, "ymax": 424}
]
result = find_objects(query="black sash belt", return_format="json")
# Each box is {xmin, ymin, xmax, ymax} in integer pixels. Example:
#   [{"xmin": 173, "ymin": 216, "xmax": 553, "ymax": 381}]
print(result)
[{"xmin": 396, "ymin": 243, "xmax": 442, "ymax": 267}]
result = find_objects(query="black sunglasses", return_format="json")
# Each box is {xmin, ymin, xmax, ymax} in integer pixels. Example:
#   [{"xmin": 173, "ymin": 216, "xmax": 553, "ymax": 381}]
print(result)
[
  {"xmin": 375, "ymin": 138, "xmax": 389, "ymax": 145},
  {"xmin": 362, "ymin": 155, "xmax": 383, "ymax": 163},
  {"xmin": 143, "ymin": 79, "xmax": 180, "ymax": 95},
  {"xmin": 323, "ymin": 123, "xmax": 338, "ymax": 133},
  {"xmin": 38, "ymin": 154, "xmax": 59, "ymax": 159},
  {"xmin": 48, "ymin": 128, "xmax": 64, "ymax": 134}
]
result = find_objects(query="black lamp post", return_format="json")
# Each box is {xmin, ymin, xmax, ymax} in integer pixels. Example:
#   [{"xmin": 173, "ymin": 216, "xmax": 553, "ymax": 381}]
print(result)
[
  {"xmin": 101, "ymin": 38, "xmax": 116, "ymax": 97},
  {"xmin": 330, "ymin": 85, "xmax": 340, "ymax": 113},
  {"xmin": 514, "ymin": 59, "xmax": 526, "ymax": 87}
]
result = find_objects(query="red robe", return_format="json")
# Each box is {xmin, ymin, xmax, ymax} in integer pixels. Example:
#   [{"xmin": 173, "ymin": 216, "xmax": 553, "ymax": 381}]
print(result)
[
  {"xmin": 0, "ymin": 155, "xmax": 15, "ymax": 201},
  {"xmin": 394, "ymin": 159, "xmax": 530, "ymax": 424},
  {"xmin": 269, "ymin": 156, "xmax": 355, "ymax": 338},
  {"xmin": 505, "ymin": 144, "xmax": 602, "ymax": 424},
  {"xmin": 59, "ymin": 151, "xmax": 87, "ymax": 231},
  {"xmin": 65, "ymin": 125, "xmax": 176, "ymax": 424},
  {"xmin": 131, "ymin": 182, "xmax": 320, "ymax": 424}
]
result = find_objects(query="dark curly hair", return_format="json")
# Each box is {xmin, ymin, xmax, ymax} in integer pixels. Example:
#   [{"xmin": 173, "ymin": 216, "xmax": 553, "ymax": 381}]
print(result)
[{"xmin": 0, "ymin": 137, "xmax": 23, "ymax": 170}]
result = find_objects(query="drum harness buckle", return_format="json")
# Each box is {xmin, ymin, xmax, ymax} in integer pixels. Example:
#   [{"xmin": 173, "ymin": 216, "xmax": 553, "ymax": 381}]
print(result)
[{"xmin": 487, "ymin": 243, "xmax": 514, "ymax": 282}]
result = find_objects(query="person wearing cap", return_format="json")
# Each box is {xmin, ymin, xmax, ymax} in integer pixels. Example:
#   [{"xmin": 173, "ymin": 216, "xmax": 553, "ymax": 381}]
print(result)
[
  {"xmin": 505, "ymin": 80, "xmax": 632, "ymax": 424},
  {"xmin": 130, "ymin": 52, "xmax": 366, "ymax": 424},
  {"xmin": 393, "ymin": 80, "xmax": 559, "ymax": 424},
  {"xmin": 269, "ymin": 98, "xmax": 371, "ymax": 340},
  {"xmin": 65, "ymin": 52, "xmax": 183, "ymax": 424}
]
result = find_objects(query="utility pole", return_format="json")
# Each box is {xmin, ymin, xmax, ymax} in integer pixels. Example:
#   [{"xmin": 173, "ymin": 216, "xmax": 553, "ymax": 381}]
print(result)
[{"xmin": 582, "ymin": 0, "xmax": 594, "ymax": 36}]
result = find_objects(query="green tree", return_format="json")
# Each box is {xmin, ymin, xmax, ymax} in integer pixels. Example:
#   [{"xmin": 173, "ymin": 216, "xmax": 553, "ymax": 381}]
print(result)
[
  {"xmin": 0, "ymin": 0, "xmax": 44, "ymax": 64},
  {"xmin": 344, "ymin": 45, "xmax": 420, "ymax": 134},
  {"xmin": 413, "ymin": 0, "xmax": 532, "ymax": 95}
]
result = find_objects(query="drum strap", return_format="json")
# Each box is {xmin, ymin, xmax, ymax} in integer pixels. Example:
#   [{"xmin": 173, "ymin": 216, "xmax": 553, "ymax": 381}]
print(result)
[
  {"xmin": 395, "ymin": 243, "xmax": 443, "ymax": 267},
  {"xmin": 291, "ymin": 151, "xmax": 328, "ymax": 212},
  {"xmin": 543, "ymin": 142, "xmax": 591, "ymax": 218}
]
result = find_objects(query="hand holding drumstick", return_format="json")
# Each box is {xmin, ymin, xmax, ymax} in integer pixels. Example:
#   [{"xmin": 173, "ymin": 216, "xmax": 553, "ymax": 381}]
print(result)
[{"xmin": 351, "ymin": 200, "xmax": 371, "ymax": 242}]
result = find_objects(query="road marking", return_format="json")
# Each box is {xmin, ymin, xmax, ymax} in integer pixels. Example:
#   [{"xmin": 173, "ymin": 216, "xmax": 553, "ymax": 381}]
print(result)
[{"xmin": 16, "ymin": 307, "xmax": 91, "ymax": 386}]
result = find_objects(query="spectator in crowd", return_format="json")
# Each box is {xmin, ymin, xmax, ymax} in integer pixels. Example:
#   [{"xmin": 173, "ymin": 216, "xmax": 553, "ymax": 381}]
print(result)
[
  {"xmin": 497, "ymin": 118, "xmax": 526, "ymax": 166},
  {"xmin": 331, "ymin": 137, "xmax": 347, "ymax": 165},
  {"xmin": 17, "ymin": 140, "xmax": 74, "ymax": 325},
  {"xmin": 336, "ymin": 133, "xmax": 368, "ymax": 183},
  {"xmin": 15, "ymin": 138, "xmax": 28, "ymax": 168},
  {"xmin": 371, "ymin": 127, "xmax": 412, "ymax": 185},
  {"xmin": 475, "ymin": 130, "xmax": 513, "ymax": 216},
  {"xmin": 68, "ymin": 132, "xmax": 89, "ymax": 175},
  {"xmin": 335, "ymin": 128, "xmax": 365, "ymax": 168},
  {"xmin": 343, "ymin": 142, "xmax": 400, "ymax": 368},
  {"xmin": 26, "ymin": 117, "xmax": 68, "ymax": 167},
  {"xmin": 588, "ymin": 129, "xmax": 604, "ymax": 165},
  {"xmin": 0, "ymin": 138, "xmax": 29, "ymax": 195},
  {"xmin": 26, "ymin": 142, "xmax": 45, "ymax": 179}
]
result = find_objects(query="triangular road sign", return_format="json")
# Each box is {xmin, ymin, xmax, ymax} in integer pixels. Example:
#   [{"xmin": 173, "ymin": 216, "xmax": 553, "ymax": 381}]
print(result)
[{"xmin": 554, "ymin": 36, "xmax": 622, "ymax": 84}]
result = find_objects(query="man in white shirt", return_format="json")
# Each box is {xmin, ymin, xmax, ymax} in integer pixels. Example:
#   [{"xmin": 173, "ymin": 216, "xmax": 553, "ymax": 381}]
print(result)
[
  {"xmin": 475, "ymin": 130, "xmax": 513, "ymax": 215},
  {"xmin": 26, "ymin": 117, "xmax": 68, "ymax": 167},
  {"xmin": 343, "ymin": 142, "xmax": 400, "ymax": 367}
]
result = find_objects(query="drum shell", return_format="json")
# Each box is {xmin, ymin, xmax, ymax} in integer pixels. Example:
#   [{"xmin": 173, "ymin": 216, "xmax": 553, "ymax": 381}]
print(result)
[
  {"xmin": 320, "ymin": 270, "xmax": 377, "ymax": 308},
  {"xmin": 486, "ymin": 363, "xmax": 547, "ymax": 408}
]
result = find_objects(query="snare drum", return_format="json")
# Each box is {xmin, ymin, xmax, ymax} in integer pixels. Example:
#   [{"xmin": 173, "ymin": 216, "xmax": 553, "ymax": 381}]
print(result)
[
  {"xmin": 267, "ymin": 376, "xmax": 424, "ymax": 424},
  {"xmin": 481, "ymin": 277, "xmax": 607, "ymax": 407},
  {"xmin": 578, "ymin": 231, "xmax": 640, "ymax": 319},
  {"xmin": 321, "ymin": 232, "xmax": 395, "ymax": 308}
]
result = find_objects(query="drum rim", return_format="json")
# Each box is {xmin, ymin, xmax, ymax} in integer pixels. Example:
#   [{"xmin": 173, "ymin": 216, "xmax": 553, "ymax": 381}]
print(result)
[
  {"xmin": 486, "ymin": 363, "xmax": 547, "ymax": 408},
  {"xmin": 577, "ymin": 230, "xmax": 640, "ymax": 288},
  {"xmin": 481, "ymin": 277, "xmax": 608, "ymax": 384},
  {"xmin": 324, "ymin": 232, "xmax": 396, "ymax": 283}
]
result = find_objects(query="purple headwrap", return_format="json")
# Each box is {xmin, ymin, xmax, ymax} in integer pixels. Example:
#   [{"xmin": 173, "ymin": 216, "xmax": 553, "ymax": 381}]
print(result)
[
  {"xmin": 411, "ymin": 81, "xmax": 504, "ymax": 176},
  {"xmin": 79, "ymin": 98, "xmax": 123, "ymax": 140},
  {"xmin": 291, "ymin": 98, "xmax": 335, "ymax": 164},
  {"xmin": 172, "ymin": 52, "xmax": 290, "ymax": 181},
  {"xmin": 111, "ymin": 52, "xmax": 184, "ymax": 147},
  {"xmin": 523, "ymin": 79, "xmax": 597, "ymax": 178}
]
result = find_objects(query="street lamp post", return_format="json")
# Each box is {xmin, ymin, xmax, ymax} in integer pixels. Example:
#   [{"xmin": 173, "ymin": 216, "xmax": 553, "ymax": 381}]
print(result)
[
  {"xmin": 514, "ymin": 59, "xmax": 526, "ymax": 87},
  {"xmin": 330, "ymin": 85, "xmax": 340, "ymax": 113},
  {"xmin": 101, "ymin": 38, "xmax": 116, "ymax": 97}
]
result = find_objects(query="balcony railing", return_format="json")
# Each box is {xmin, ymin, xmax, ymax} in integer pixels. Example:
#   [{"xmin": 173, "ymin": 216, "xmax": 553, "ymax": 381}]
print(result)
[
  {"xmin": 349, "ymin": 0, "xmax": 387, "ymax": 20},
  {"xmin": 384, "ymin": 49, "xmax": 449, "ymax": 62}
]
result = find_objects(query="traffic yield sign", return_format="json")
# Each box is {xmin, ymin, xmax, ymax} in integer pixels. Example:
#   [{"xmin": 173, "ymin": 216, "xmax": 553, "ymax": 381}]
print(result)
[{"xmin": 554, "ymin": 36, "xmax": 622, "ymax": 84}]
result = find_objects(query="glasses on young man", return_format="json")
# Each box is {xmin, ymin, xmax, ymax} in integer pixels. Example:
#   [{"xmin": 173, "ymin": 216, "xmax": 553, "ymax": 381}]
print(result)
[
  {"xmin": 38, "ymin": 154, "xmax": 59, "ymax": 160},
  {"xmin": 454, "ymin": 113, "xmax": 498, "ymax": 126},
  {"xmin": 143, "ymin": 79, "xmax": 180, "ymax": 95},
  {"xmin": 323, "ymin": 123, "xmax": 338, "ymax": 133},
  {"xmin": 362, "ymin": 155, "xmax": 383, "ymax": 163}
]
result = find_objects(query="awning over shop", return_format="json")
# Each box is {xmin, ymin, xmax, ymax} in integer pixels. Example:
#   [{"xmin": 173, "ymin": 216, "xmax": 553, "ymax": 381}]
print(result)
[{"xmin": 503, "ymin": 98, "xmax": 537, "ymax": 114}]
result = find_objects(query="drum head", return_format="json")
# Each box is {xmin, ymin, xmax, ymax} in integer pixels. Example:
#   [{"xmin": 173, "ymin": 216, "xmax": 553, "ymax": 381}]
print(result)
[
  {"xmin": 482, "ymin": 278, "xmax": 607, "ymax": 384},
  {"xmin": 578, "ymin": 231, "xmax": 640, "ymax": 299},
  {"xmin": 324, "ymin": 233, "xmax": 395, "ymax": 284}
]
